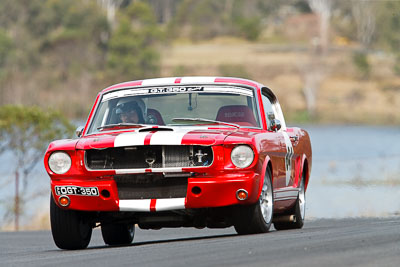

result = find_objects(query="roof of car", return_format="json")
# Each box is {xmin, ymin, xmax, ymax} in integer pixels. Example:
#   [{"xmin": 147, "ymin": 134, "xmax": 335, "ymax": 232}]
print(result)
[{"xmin": 101, "ymin": 76, "xmax": 263, "ymax": 94}]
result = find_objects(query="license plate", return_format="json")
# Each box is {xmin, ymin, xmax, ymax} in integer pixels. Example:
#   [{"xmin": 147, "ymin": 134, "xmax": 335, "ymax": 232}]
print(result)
[{"xmin": 55, "ymin": 186, "xmax": 99, "ymax": 196}]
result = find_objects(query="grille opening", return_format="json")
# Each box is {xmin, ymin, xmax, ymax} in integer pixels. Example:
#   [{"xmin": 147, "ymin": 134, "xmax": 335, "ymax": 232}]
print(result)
[
  {"xmin": 114, "ymin": 174, "xmax": 188, "ymax": 199},
  {"xmin": 85, "ymin": 145, "xmax": 213, "ymax": 170}
]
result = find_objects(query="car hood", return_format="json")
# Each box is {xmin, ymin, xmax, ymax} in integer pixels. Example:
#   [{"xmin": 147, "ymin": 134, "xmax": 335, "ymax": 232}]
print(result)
[{"xmin": 76, "ymin": 126, "xmax": 247, "ymax": 150}]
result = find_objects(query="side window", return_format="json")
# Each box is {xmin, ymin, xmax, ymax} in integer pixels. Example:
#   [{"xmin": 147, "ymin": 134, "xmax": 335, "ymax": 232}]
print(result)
[{"xmin": 261, "ymin": 94, "xmax": 275, "ymax": 130}]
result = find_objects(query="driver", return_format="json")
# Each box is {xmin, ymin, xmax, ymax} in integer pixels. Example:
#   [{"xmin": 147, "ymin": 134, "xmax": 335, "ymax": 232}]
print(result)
[{"xmin": 116, "ymin": 100, "xmax": 145, "ymax": 124}]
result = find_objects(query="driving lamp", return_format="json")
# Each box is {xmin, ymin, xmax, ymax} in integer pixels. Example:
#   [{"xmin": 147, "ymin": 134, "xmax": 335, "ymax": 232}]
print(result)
[
  {"xmin": 48, "ymin": 152, "xmax": 72, "ymax": 174},
  {"xmin": 231, "ymin": 145, "xmax": 254, "ymax": 168}
]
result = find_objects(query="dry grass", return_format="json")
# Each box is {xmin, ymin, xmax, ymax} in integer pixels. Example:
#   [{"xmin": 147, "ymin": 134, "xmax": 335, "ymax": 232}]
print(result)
[
  {"xmin": 161, "ymin": 42, "xmax": 400, "ymax": 124},
  {"xmin": 1, "ymin": 212, "xmax": 50, "ymax": 232}
]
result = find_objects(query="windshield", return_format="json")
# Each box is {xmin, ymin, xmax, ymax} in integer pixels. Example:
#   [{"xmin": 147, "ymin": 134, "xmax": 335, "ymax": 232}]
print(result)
[{"xmin": 86, "ymin": 85, "xmax": 261, "ymax": 134}]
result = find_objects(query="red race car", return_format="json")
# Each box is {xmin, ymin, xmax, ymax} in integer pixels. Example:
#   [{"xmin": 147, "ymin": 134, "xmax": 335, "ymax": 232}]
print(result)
[{"xmin": 44, "ymin": 77, "xmax": 312, "ymax": 249}]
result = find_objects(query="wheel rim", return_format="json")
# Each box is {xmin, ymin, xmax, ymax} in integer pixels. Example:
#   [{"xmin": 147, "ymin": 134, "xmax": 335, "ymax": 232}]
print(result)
[
  {"xmin": 299, "ymin": 179, "xmax": 306, "ymax": 220},
  {"xmin": 128, "ymin": 224, "xmax": 135, "ymax": 239},
  {"xmin": 260, "ymin": 176, "xmax": 273, "ymax": 224}
]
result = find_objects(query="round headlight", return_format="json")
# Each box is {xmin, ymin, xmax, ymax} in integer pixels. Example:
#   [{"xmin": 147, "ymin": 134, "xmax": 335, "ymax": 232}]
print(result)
[
  {"xmin": 231, "ymin": 145, "xmax": 254, "ymax": 168},
  {"xmin": 48, "ymin": 152, "xmax": 72, "ymax": 174}
]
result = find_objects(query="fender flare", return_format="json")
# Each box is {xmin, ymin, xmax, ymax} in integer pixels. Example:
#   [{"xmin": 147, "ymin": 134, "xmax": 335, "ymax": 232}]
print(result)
[
  {"xmin": 257, "ymin": 155, "xmax": 272, "ymax": 199},
  {"xmin": 300, "ymin": 154, "xmax": 310, "ymax": 191}
]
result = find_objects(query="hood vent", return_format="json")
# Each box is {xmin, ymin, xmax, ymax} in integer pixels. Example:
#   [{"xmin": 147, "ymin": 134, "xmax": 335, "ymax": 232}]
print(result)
[{"xmin": 138, "ymin": 127, "xmax": 173, "ymax": 132}]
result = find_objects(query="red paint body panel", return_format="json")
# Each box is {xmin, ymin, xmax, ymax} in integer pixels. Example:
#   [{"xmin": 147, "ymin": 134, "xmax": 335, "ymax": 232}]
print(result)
[
  {"xmin": 44, "ymin": 77, "xmax": 312, "ymax": 225},
  {"xmin": 51, "ymin": 178, "xmax": 119, "ymax": 211}
]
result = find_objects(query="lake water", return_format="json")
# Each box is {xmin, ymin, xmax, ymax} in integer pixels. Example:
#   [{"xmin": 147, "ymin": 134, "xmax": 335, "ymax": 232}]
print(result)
[
  {"xmin": 305, "ymin": 125, "xmax": 400, "ymax": 218},
  {"xmin": 1, "ymin": 125, "xmax": 400, "ymax": 228}
]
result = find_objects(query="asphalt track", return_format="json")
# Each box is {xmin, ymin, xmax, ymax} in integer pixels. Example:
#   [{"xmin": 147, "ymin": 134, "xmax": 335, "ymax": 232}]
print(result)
[{"xmin": 1, "ymin": 217, "xmax": 399, "ymax": 267}]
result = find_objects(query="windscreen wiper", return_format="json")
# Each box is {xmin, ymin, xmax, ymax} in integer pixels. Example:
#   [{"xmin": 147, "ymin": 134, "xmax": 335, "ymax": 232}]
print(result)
[
  {"xmin": 171, "ymin": 118, "xmax": 240, "ymax": 128},
  {"xmin": 97, "ymin": 123, "xmax": 145, "ymax": 130}
]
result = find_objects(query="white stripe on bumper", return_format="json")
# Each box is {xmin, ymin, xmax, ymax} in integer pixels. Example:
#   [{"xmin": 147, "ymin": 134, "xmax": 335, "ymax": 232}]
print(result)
[
  {"xmin": 119, "ymin": 199, "xmax": 151, "ymax": 211},
  {"xmin": 156, "ymin": 198, "xmax": 186, "ymax": 211},
  {"xmin": 118, "ymin": 198, "xmax": 186, "ymax": 212}
]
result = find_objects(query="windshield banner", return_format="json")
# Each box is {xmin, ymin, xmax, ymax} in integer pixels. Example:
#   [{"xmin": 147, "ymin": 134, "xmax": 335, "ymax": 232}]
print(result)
[{"xmin": 102, "ymin": 86, "xmax": 253, "ymax": 101}]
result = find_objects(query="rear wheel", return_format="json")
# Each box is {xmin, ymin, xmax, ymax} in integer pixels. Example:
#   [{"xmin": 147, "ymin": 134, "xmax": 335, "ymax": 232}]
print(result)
[
  {"xmin": 234, "ymin": 168, "xmax": 274, "ymax": 234},
  {"xmin": 274, "ymin": 172, "xmax": 306, "ymax": 230},
  {"xmin": 50, "ymin": 195, "xmax": 92, "ymax": 250},
  {"xmin": 101, "ymin": 223, "xmax": 135, "ymax": 246}
]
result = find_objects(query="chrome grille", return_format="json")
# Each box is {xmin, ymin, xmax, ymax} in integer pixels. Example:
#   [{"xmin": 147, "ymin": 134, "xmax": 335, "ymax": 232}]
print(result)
[{"xmin": 85, "ymin": 145, "xmax": 213, "ymax": 170}]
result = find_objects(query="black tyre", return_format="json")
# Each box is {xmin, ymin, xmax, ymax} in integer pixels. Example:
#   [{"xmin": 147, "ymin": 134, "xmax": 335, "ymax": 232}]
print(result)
[
  {"xmin": 50, "ymin": 195, "xmax": 92, "ymax": 250},
  {"xmin": 101, "ymin": 223, "xmax": 135, "ymax": 246},
  {"xmin": 274, "ymin": 172, "xmax": 306, "ymax": 230},
  {"xmin": 234, "ymin": 168, "xmax": 274, "ymax": 234}
]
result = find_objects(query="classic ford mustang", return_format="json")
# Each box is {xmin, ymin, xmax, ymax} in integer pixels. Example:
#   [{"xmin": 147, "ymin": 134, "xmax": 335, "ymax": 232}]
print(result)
[{"xmin": 44, "ymin": 77, "xmax": 312, "ymax": 249}]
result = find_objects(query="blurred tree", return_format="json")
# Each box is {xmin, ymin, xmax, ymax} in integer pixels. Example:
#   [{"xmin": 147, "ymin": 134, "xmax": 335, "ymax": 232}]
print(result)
[
  {"xmin": 98, "ymin": 0, "xmax": 124, "ymax": 28},
  {"xmin": 375, "ymin": 1, "xmax": 400, "ymax": 76},
  {"xmin": 168, "ymin": 0, "xmax": 264, "ymax": 41},
  {"xmin": 148, "ymin": 0, "xmax": 179, "ymax": 23},
  {"xmin": 0, "ymin": 29, "xmax": 14, "ymax": 105},
  {"xmin": 352, "ymin": 51, "xmax": 370, "ymax": 80},
  {"xmin": 307, "ymin": 0, "xmax": 332, "ymax": 54},
  {"xmin": 351, "ymin": 0, "xmax": 375, "ymax": 50},
  {"xmin": 0, "ymin": 30, "xmax": 13, "ymax": 67},
  {"xmin": 106, "ymin": 1, "xmax": 161, "ymax": 81},
  {"xmin": 299, "ymin": 57, "xmax": 325, "ymax": 119},
  {"xmin": 297, "ymin": 0, "xmax": 333, "ymax": 118},
  {"xmin": 0, "ymin": 0, "xmax": 109, "ymax": 113},
  {"xmin": 349, "ymin": 0, "xmax": 375, "ymax": 80},
  {"xmin": 0, "ymin": 105, "xmax": 74, "ymax": 231}
]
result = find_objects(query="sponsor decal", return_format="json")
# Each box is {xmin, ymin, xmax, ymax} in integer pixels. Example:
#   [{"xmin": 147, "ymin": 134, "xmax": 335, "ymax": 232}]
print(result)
[
  {"xmin": 148, "ymin": 86, "xmax": 204, "ymax": 94},
  {"xmin": 103, "ymin": 85, "xmax": 253, "ymax": 101},
  {"xmin": 55, "ymin": 186, "xmax": 99, "ymax": 196},
  {"xmin": 282, "ymin": 132, "xmax": 294, "ymax": 187}
]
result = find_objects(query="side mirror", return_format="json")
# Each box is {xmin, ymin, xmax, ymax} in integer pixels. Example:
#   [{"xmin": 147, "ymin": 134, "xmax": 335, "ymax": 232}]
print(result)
[
  {"xmin": 76, "ymin": 126, "xmax": 84, "ymax": 137},
  {"xmin": 271, "ymin": 119, "xmax": 281, "ymax": 132}
]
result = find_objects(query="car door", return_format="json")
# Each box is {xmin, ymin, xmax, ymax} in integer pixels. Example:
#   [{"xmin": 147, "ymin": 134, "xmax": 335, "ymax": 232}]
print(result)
[
  {"xmin": 260, "ymin": 89, "xmax": 287, "ymax": 190},
  {"xmin": 272, "ymin": 101, "xmax": 301, "ymax": 190},
  {"xmin": 261, "ymin": 88, "xmax": 297, "ymax": 190}
]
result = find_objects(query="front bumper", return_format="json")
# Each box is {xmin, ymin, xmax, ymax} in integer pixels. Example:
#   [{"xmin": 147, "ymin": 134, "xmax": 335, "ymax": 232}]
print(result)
[{"xmin": 51, "ymin": 172, "xmax": 261, "ymax": 212}]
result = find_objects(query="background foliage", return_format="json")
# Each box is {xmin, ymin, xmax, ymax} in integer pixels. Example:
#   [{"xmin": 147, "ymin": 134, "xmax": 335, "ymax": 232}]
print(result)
[
  {"xmin": 0, "ymin": 0, "xmax": 399, "ymax": 120},
  {"xmin": 0, "ymin": 105, "xmax": 74, "ymax": 230}
]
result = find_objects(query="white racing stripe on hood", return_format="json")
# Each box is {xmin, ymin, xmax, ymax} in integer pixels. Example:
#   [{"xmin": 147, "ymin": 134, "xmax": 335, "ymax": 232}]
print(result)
[
  {"xmin": 114, "ymin": 126, "xmax": 211, "ymax": 147},
  {"xmin": 150, "ymin": 131, "xmax": 186, "ymax": 145},
  {"xmin": 114, "ymin": 131, "xmax": 147, "ymax": 147},
  {"xmin": 150, "ymin": 126, "xmax": 211, "ymax": 145}
]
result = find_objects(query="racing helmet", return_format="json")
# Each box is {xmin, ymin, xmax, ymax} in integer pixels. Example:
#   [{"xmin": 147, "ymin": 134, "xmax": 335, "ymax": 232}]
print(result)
[{"xmin": 115, "ymin": 97, "xmax": 146, "ymax": 123}]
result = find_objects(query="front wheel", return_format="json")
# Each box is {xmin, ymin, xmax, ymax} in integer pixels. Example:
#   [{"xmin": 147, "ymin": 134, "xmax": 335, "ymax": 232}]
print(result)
[
  {"xmin": 101, "ymin": 223, "xmax": 135, "ymax": 246},
  {"xmin": 50, "ymin": 195, "xmax": 93, "ymax": 249},
  {"xmin": 234, "ymin": 169, "xmax": 274, "ymax": 234}
]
